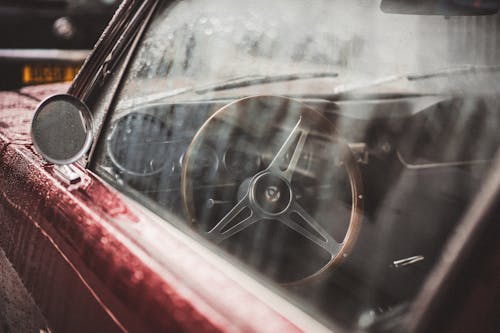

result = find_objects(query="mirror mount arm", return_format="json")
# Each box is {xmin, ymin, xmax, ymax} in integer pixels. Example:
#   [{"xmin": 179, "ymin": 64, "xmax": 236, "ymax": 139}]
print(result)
[{"xmin": 54, "ymin": 164, "xmax": 82, "ymax": 185}]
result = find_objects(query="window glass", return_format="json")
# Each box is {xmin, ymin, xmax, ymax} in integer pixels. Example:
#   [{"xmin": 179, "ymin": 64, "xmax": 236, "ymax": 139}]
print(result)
[{"xmin": 92, "ymin": 0, "xmax": 500, "ymax": 330}]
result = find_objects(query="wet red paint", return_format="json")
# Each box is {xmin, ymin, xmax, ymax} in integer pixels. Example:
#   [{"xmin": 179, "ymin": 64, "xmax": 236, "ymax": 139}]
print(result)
[
  {"xmin": 0, "ymin": 84, "xmax": 69, "ymax": 144},
  {"xmin": 75, "ymin": 174, "xmax": 140, "ymax": 223},
  {"xmin": 19, "ymin": 82, "xmax": 72, "ymax": 101},
  {"xmin": 0, "ymin": 84, "xmax": 303, "ymax": 333},
  {"xmin": 0, "ymin": 109, "xmax": 34, "ymax": 145}
]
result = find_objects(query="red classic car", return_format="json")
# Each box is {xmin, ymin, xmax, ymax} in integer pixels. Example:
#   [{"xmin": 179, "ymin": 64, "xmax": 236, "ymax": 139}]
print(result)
[{"xmin": 0, "ymin": 0, "xmax": 499, "ymax": 332}]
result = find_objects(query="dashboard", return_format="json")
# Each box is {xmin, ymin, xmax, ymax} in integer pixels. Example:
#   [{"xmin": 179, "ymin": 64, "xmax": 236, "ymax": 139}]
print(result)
[{"xmin": 94, "ymin": 94, "xmax": 498, "ymax": 327}]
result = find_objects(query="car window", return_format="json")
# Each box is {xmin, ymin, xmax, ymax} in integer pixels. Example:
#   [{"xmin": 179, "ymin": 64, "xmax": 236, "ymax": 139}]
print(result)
[{"xmin": 91, "ymin": 0, "xmax": 500, "ymax": 330}]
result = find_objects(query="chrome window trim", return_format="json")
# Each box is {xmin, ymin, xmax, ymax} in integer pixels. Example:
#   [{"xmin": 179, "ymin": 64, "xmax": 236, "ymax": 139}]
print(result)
[
  {"xmin": 84, "ymin": 4, "xmax": 158, "ymax": 166},
  {"xmin": 66, "ymin": 0, "xmax": 160, "ymax": 166},
  {"xmin": 68, "ymin": 0, "xmax": 157, "ymax": 101}
]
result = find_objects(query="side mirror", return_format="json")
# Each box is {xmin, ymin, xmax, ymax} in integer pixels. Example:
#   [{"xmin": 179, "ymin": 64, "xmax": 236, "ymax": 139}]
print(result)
[{"xmin": 31, "ymin": 94, "xmax": 93, "ymax": 165}]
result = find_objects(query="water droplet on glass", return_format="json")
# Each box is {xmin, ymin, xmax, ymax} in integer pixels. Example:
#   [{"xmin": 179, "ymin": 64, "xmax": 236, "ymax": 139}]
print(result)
[{"xmin": 209, "ymin": 17, "xmax": 220, "ymax": 26}]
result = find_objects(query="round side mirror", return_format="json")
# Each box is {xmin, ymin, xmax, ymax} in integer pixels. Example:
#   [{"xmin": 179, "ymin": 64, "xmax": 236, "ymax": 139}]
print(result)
[{"xmin": 31, "ymin": 94, "xmax": 93, "ymax": 165}]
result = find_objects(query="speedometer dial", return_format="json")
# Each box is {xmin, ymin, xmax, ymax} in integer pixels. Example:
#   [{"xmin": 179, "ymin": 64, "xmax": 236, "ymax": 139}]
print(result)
[
  {"xmin": 107, "ymin": 112, "xmax": 171, "ymax": 176},
  {"xmin": 222, "ymin": 147, "xmax": 261, "ymax": 177}
]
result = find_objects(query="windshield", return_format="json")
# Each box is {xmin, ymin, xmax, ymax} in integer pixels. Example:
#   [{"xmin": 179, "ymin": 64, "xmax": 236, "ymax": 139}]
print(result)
[
  {"xmin": 92, "ymin": 1, "xmax": 500, "ymax": 331},
  {"xmin": 117, "ymin": 0, "xmax": 500, "ymax": 106}
]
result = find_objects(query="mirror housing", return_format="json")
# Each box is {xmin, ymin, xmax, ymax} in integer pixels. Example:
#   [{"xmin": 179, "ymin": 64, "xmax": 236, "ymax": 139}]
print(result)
[
  {"xmin": 381, "ymin": 0, "xmax": 499, "ymax": 16},
  {"xmin": 31, "ymin": 94, "xmax": 93, "ymax": 165}
]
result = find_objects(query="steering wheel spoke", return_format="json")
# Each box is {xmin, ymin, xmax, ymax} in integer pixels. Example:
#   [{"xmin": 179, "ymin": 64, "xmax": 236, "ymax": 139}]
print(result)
[
  {"xmin": 279, "ymin": 202, "xmax": 341, "ymax": 256},
  {"xmin": 207, "ymin": 196, "xmax": 260, "ymax": 242},
  {"xmin": 267, "ymin": 116, "xmax": 309, "ymax": 181}
]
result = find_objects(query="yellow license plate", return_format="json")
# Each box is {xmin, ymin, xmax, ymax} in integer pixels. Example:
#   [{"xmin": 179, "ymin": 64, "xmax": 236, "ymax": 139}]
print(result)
[{"xmin": 22, "ymin": 64, "xmax": 81, "ymax": 85}]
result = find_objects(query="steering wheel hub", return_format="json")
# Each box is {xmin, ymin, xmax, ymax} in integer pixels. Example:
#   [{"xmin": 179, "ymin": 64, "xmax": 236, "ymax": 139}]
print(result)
[{"xmin": 250, "ymin": 172, "xmax": 292, "ymax": 216}]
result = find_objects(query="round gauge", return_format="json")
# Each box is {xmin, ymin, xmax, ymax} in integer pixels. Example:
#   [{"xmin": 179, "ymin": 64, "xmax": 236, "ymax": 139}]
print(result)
[
  {"xmin": 188, "ymin": 144, "xmax": 219, "ymax": 179},
  {"xmin": 222, "ymin": 148, "xmax": 261, "ymax": 177},
  {"xmin": 107, "ymin": 112, "xmax": 171, "ymax": 176}
]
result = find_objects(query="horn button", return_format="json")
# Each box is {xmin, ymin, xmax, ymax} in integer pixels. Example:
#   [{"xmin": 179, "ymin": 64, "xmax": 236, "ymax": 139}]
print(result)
[{"xmin": 250, "ymin": 173, "xmax": 293, "ymax": 216}]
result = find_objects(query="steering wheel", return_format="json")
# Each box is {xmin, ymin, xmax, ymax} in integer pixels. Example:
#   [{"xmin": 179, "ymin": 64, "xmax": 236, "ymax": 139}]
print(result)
[{"xmin": 181, "ymin": 96, "xmax": 363, "ymax": 284}]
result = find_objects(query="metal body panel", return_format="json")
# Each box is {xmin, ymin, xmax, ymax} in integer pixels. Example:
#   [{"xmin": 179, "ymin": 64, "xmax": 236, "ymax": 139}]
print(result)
[{"xmin": 0, "ymin": 84, "xmax": 304, "ymax": 332}]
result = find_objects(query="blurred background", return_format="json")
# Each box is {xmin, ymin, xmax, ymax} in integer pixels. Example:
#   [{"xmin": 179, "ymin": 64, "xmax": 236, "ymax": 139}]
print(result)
[{"xmin": 0, "ymin": 0, "xmax": 121, "ymax": 90}]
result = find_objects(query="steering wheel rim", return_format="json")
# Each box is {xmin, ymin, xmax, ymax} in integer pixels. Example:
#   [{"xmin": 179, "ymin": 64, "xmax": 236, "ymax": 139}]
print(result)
[{"xmin": 181, "ymin": 95, "xmax": 363, "ymax": 285}]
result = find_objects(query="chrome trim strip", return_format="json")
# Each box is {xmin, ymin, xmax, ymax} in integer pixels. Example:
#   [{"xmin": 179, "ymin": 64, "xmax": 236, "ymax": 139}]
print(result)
[
  {"xmin": 393, "ymin": 255, "xmax": 425, "ymax": 268},
  {"xmin": 397, "ymin": 151, "xmax": 491, "ymax": 170},
  {"xmin": 68, "ymin": 0, "xmax": 157, "ymax": 100},
  {"xmin": 0, "ymin": 49, "xmax": 89, "ymax": 62}
]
